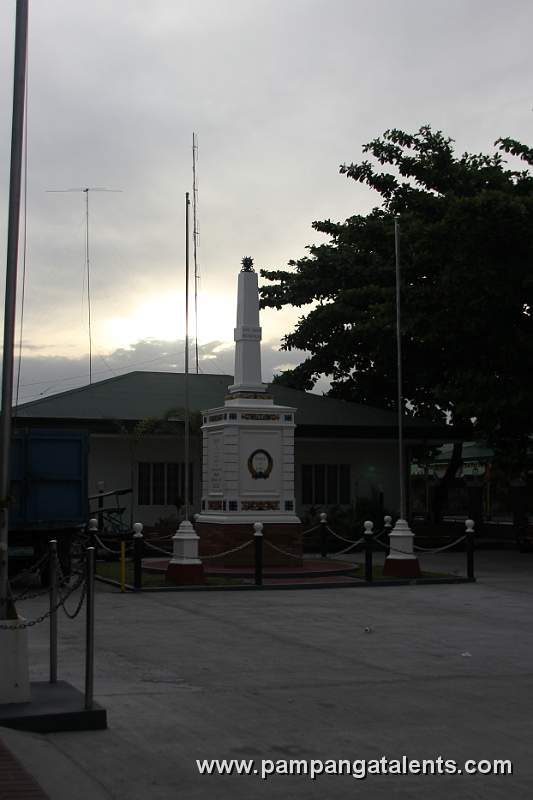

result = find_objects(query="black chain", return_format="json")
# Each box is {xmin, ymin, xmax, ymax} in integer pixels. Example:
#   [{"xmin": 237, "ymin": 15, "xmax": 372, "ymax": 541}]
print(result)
[
  {"xmin": 0, "ymin": 570, "xmax": 86, "ymax": 630},
  {"xmin": 9, "ymin": 549, "xmax": 50, "ymax": 584},
  {"xmin": 60, "ymin": 577, "xmax": 87, "ymax": 619},
  {"xmin": 12, "ymin": 585, "xmax": 50, "ymax": 602}
]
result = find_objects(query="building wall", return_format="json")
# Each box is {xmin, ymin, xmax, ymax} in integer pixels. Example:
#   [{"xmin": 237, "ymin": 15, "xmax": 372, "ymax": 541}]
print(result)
[
  {"xmin": 295, "ymin": 437, "xmax": 401, "ymax": 516},
  {"xmin": 88, "ymin": 432, "xmax": 403, "ymax": 529},
  {"xmin": 89, "ymin": 433, "xmax": 203, "ymax": 528}
]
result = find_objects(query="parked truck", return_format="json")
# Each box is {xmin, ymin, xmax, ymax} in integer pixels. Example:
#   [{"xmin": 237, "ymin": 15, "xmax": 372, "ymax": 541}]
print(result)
[{"xmin": 8, "ymin": 428, "xmax": 89, "ymax": 583}]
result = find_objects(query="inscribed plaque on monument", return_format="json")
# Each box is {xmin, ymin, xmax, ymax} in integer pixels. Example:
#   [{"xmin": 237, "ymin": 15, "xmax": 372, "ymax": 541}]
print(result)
[
  {"xmin": 208, "ymin": 433, "xmax": 223, "ymax": 493},
  {"xmin": 241, "ymin": 430, "xmax": 281, "ymax": 495}
]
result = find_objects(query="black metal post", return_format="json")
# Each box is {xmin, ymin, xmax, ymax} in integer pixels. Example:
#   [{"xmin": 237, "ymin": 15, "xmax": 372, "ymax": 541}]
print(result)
[
  {"xmin": 133, "ymin": 522, "xmax": 143, "ymax": 591},
  {"xmin": 85, "ymin": 546, "xmax": 95, "ymax": 710},
  {"xmin": 254, "ymin": 523, "xmax": 263, "ymax": 587},
  {"xmin": 49, "ymin": 539, "xmax": 58, "ymax": 683},
  {"xmin": 87, "ymin": 518, "xmax": 98, "ymax": 573},
  {"xmin": 384, "ymin": 515, "xmax": 392, "ymax": 557},
  {"xmin": 320, "ymin": 512, "xmax": 328, "ymax": 559},
  {"xmin": 97, "ymin": 483, "xmax": 104, "ymax": 531},
  {"xmin": 364, "ymin": 521, "xmax": 374, "ymax": 583},
  {"xmin": 88, "ymin": 518, "xmax": 97, "ymax": 549},
  {"xmin": 0, "ymin": 0, "xmax": 29, "ymax": 621},
  {"xmin": 466, "ymin": 518, "xmax": 475, "ymax": 580}
]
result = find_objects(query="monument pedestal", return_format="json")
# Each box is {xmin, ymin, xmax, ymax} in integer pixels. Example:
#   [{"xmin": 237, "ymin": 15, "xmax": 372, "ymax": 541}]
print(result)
[
  {"xmin": 382, "ymin": 518, "xmax": 421, "ymax": 578},
  {"xmin": 166, "ymin": 520, "xmax": 205, "ymax": 585},
  {"xmin": 196, "ymin": 518, "xmax": 302, "ymax": 567}
]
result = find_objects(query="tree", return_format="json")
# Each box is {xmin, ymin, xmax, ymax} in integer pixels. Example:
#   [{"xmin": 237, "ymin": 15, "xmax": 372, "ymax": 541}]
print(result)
[{"xmin": 260, "ymin": 126, "xmax": 533, "ymax": 476}]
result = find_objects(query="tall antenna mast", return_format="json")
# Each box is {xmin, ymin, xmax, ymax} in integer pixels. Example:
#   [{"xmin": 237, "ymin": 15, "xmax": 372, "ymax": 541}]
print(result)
[
  {"xmin": 184, "ymin": 192, "xmax": 191, "ymax": 521},
  {"xmin": 47, "ymin": 187, "xmax": 121, "ymax": 384},
  {"xmin": 192, "ymin": 133, "xmax": 199, "ymax": 375}
]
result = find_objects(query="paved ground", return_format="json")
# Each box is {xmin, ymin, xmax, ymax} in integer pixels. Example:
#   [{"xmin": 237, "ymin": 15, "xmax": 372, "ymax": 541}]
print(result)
[
  {"xmin": 1, "ymin": 549, "xmax": 532, "ymax": 799},
  {"xmin": 0, "ymin": 736, "xmax": 49, "ymax": 799}
]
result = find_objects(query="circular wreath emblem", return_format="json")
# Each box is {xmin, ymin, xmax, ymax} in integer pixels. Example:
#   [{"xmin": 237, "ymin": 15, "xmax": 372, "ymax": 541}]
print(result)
[{"xmin": 247, "ymin": 449, "xmax": 273, "ymax": 480}]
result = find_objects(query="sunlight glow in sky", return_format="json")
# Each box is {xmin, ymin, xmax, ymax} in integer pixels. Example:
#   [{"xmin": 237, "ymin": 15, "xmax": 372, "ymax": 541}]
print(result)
[{"xmin": 1, "ymin": 0, "xmax": 532, "ymax": 397}]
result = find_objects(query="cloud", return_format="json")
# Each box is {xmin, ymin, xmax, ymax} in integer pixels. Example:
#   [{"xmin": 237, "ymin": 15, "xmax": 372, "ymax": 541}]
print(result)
[
  {"xmin": 1, "ymin": 0, "xmax": 532, "ymax": 393},
  {"xmin": 12, "ymin": 335, "xmax": 308, "ymax": 406}
]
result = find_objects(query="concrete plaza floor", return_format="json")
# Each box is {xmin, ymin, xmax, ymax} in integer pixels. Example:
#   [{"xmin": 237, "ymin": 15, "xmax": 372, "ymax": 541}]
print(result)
[{"xmin": 1, "ymin": 549, "xmax": 532, "ymax": 799}]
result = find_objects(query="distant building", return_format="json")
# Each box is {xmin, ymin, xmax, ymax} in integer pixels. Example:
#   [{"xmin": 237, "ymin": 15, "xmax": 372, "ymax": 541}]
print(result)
[
  {"xmin": 410, "ymin": 441, "xmax": 533, "ymax": 522},
  {"xmin": 14, "ymin": 371, "xmax": 453, "ymax": 528}
]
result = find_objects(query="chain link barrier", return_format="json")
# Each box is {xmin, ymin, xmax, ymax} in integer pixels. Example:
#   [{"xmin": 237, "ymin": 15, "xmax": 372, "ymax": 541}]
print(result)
[
  {"xmin": 9, "ymin": 549, "xmax": 50, "ymax": 584},
  {"xmin": 141, "ymin": 535, "xmax": 174, "ymax": 544},
  {"xmin": 141, "ymin": 535, "xmax": 256, "ymax": 561},
  {"xmin": 373, "ymin": 533, "xmax": 467, "ymax": 557},
  {"xmin": 93, "ymin": 532, "xmax": 133, "ymax": 556},
  {"xmin": 0, "ymin": 569, "xmax": 87, "ymax": 631},
  {"xmin": 262, "ymin": 540, "xmax": 304, "ymax": 560},
  {"xmin": 326, "ymin": 526, "xmax": 364, "ymax": 546},
  {"xmin": 12, "ymin": 583, "xmax": 50, "ymax": 602},
  {"xmin": 333, "ymin": 536, "xmax": 366, "ymax": 556},
  {"xmin": 60, "ymin": 577, "xmax": 87, "ymax": 619},
  {"xmin": 143, "ymin": 540, "xmax": 173, "ymax": 557},
  {"xmin": 56, "ymin": 552, "xmax": 88, "ymax": 619},
  {"xmin": 413, "ymin": 534, "xmax": 467, "ymax": 554},
  {"xmin": 200, "ymin": 539, "xmax": 255, "ymax": 560},
  {"xmin": 300, "ymin": 522, "xmax": 322, "ymax": 537},
  {"xmin": 71, "ymin": 532, "xmax": 91, "ymax": 557},
  {"xmin": 11, "ymin": 550, "xmax": 51, "ymax": 602}
]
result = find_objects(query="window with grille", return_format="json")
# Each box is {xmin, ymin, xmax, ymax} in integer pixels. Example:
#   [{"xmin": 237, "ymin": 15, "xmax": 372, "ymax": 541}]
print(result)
[
  {"xmin": 301, "ymin": 464, "xmax": 350, "ymax": 505},
  {"xmin": 137, "ymin": 462, "xmax": 193, "ymax": 505}
]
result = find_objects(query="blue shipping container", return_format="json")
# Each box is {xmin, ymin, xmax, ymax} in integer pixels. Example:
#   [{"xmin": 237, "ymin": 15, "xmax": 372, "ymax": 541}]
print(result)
[{"xmin": 10, "ymin": 429, "xmax": 88, "ymax": 530}]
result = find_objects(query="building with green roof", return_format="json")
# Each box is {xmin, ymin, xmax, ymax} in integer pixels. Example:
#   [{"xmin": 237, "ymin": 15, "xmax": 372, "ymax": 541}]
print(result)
[{"xmin": 14, "ymin": 370, "xmax": 454, "ymax": 527}]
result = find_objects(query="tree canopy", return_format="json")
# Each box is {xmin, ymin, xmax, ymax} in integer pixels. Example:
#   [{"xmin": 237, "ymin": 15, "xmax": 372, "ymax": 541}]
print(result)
[{"xmin": 259, "ymin": 126, "xmax": 533, "ymax": 467}]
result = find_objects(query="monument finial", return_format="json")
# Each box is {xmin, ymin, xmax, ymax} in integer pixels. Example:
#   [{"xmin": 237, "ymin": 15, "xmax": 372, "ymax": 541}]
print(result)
[{"xmin": 241, "ymin": 256, "xmax": 254, "ymax": 273}]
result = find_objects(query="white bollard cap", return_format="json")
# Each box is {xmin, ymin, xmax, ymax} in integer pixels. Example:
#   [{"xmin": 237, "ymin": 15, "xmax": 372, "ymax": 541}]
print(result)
[
  {"xmin": 253, "ymin": 521, "xmax": 264, "ymax": 535},
  {"xmin": 319, "ymin": 512, "xmax": 327, "ymax": 523},
  {"xmin": 88, "ymin": 518, "xmax": 98, "ymax": 530},
  {"xmin": 364, "ymin": 520, "xmax": 374, "ymax": 533},
  {"xmin": 465, "ymin": 519, "xmax": 475, "ymax": 532},
  {"xmin": 384, "ymin": 515, "xmax": 392, "ymax": 526},
  {"xmin": 133, "ymin": 522, "xmax": 144, "ymax": 536}
]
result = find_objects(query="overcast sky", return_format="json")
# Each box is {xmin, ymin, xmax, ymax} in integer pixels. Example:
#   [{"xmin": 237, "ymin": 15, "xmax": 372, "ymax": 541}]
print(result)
[{"xmin": 1, "ymin": 0, "xmax": 532, "ymax": 405}]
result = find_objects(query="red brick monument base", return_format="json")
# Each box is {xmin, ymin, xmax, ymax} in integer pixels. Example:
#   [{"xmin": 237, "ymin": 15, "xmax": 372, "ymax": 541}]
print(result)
[
  {"xmin": 196, "ymin": 521, "xmax": 303, "ymax": 567},
  {"xmin": 166, "ymin": 562, "xmax": 205, "ymax": 585},
  {"xmin": 382, "ymin": 558, "xmax": 421, "ymax": 578}
]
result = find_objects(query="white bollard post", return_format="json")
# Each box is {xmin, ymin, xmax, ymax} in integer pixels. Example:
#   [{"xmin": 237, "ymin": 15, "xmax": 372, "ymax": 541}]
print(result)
[
  {"xmin": 254, "ymin": 522, "xmax": 264, "ymax": 586},
  {"xmin": 133, "ymin": 523, "xmax": 144, "ymax": 591},
  {"xmin": 319, "ymin": 512, "xmax": 328, "ymax": 558},
  {"xmin": 383, "ymin": 517, "xmax": 421, "ymax": 578},
  {"xmin": 166, "ymin": 517, "xmax": 205, "ymax": 585}
]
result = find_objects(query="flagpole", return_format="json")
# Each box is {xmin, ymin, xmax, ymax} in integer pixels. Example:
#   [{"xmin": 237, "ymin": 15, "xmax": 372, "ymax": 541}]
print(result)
[
  {"xmin": 0, "ymin": 0, "xmax": 29, "ymax": 619},
  {"xmin": 166, "ymin": 191, "xmax": 203, "ymax": 584},
  {"xmin": 383, "ymin": 216, "xmax": 421, "ymax": 577},
  {"xmin": 184, "ymin": 192, "xmax": 190, "ymax": 521},
  {"xmin": 394, "ymin": 217, "xmax": 406, "ymax": 520}
]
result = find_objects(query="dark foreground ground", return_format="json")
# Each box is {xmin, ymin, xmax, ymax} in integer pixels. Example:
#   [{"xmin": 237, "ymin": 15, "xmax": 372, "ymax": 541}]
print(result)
[{"xmin": 1, "ymin": 549, "xmax": 532, "ymax": 799}]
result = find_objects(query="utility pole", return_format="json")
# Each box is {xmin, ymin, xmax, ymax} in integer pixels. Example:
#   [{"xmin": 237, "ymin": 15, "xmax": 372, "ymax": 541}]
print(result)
[
  {"xmin": 47, "ymin": 187, "xmax": 121, "ymax": 384},
  {"xmin": 0, "ymin": 0, "xmax": 29, "ymax": 620}
]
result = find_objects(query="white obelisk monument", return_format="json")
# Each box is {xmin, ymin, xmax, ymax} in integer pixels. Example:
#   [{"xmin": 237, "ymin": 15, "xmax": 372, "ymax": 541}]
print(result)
[{"xmin": 195, "ymin": 258, "xmax": 302, "ymax": 565}]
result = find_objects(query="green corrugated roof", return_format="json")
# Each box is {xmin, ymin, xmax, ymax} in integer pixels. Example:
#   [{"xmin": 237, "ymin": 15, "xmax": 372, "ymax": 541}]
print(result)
[
  {"xmin": 434, "ymin": 442, "xmax": 494, "ymax": 461},
  {"xmin": 14, "ymin": 370, "xmax": 440, "ymax": 432}
]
